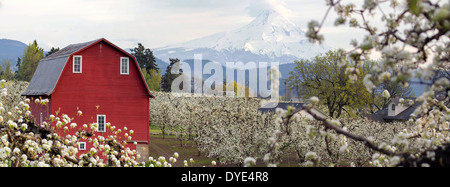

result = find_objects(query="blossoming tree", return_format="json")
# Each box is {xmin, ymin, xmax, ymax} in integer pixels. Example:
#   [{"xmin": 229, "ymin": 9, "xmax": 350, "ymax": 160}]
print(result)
[
  {"xmin": 0, "ymin": 81, "xmax": 182, "ymax": 167},
  {"xmin": 263, "ymin": 0, "xmax": 449, "ymax": 167}
]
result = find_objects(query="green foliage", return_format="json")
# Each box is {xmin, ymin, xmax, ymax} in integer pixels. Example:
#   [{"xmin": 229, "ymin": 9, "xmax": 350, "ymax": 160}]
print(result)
[
  {"xmin": 16, "ymin": 40, "xmax": 44, "ymax": 82},
  {"xmin": 221, "ymin": 81, "xmax": 252, "ymax": 97},
  {"xmin": 407, "ymin": 0, "xmax": 422, "ymax": 15},
  {"xmin": 370, "ymin": 79, "xmax": 415, "ymax": 113},
  {"xmin": 130, "ymin": 43, "xmax": 158, "ymax": 72},
  {"xmin": 0, "ymin": 60, "xmax": 14, "ymax": 81},
  {"xmin": 161, "ymin": 58, "xmax": 183, "ymax": 92},
  {"xmin": 45, "ymin": 47, "xmax": 60, "ymax": 57},
  {"xmin": 288, "ymin": 50, "xmax": 372, "ymax": 118},
  {"xmin": 142, "ymin": 68, "xmax": 161, "ymax": 92}
]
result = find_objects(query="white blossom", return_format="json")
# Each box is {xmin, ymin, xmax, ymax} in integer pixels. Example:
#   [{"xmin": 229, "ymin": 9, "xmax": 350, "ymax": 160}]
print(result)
[
  {"xmin": 244, "ymin": 157, "xmax": 256, "ymax": 167},
  {"xmin": 309, "ymin": 96, "xmax": 319, "ymax": 105},
  {"xmin": 382, "ymin": 90, "xmax": 391, "ymax": 99}
]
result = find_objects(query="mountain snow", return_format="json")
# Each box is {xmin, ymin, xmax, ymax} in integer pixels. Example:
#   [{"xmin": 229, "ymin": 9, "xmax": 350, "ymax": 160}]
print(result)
[{"xmin": 153, "ymin": 9, "xmax": 332, "ymax": 65}]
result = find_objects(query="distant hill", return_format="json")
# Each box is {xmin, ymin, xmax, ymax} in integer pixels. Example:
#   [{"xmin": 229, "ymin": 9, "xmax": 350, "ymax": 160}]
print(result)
[
  {"xmin": 153, "ymin": 9, "xmax": 331, "ymax": 67},
  {"xmin": 152, "ymin": 9, "xmax": 332, "ymax": 98},
  {"xmin": 162, "ymin": 57, "xmax": 427, "ymax": 98},
  {"xmin": 0, "ymin": 39, "xmax": 27, "ymax": 70},
  {"xmin": 1, "ymin": 39, "xmax": 426, "ymax": 97}
]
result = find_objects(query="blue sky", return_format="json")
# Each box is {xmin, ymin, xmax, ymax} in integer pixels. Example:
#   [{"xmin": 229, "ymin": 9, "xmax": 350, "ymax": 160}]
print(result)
[{"xmin": 0, "ymin": 0, "xmax": 366, "ymax": 51}]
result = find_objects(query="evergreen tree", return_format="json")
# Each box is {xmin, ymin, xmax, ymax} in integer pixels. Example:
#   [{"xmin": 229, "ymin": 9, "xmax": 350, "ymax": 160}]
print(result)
[
  {"xmin": 45, "ymin": 47, "xmax": 60, "ymax": 57},
  {"xmin": 130, "ymin": 43, "xmax": 158, "ymax": 72},
  {"xmin": 15, "ymin": 57, "xmax": 21, "ymax": 73},
  {"xmin": 16, "ymin": 40, "xmax": 44, "ymax": 82},
  {"xmin": 0, "ymin": 60, "xmax": 14, "ymax": 80},
  {"xmin": 161, "ymin": 58, "xmax": 182, "ymax": 92}
]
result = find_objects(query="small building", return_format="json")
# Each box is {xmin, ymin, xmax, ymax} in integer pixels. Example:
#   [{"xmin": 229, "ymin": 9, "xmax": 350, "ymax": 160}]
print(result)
[
  {"xmin": 21, "ymin": 38, "xmax": 154, "ymax": 159},
  {"xmin": 365, "ymin": 97, "xmax": 421, "ymax": 122}
]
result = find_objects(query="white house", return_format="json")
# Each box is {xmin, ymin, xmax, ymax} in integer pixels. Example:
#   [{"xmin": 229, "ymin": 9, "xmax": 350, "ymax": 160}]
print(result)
[
  {"xmin": 387, "ymin": 97, "xmax": 415, "ymax": 117},
  {"xmin": 365, "ymin": 97, "xmax": 421, "ymax": 122}
]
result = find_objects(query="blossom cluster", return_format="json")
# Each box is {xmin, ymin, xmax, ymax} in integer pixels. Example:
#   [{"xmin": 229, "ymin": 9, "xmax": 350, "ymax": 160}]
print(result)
[{"xmin": 0, "ymin": 80, "xmax": 177, "ymax": 167}]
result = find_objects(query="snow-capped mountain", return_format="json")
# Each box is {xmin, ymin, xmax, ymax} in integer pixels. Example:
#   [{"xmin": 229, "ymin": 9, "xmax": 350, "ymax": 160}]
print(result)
[{"xmin": 153, "ymin": 9, "xmax": 332, "ymax": 65}]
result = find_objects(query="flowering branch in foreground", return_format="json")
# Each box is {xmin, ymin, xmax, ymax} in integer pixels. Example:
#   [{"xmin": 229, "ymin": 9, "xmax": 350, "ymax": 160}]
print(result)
[{"xmin": 0, "ymin": 80, "xmax": 182, "ymax": 167}]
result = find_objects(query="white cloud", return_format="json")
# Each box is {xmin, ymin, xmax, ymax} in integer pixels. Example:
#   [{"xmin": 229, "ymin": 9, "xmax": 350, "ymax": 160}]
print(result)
[
  {"xmin": 246, "ymin": 0, "xmax": 295, "ymax": 18},
  {"xmin": 0, "ymin": 0, "xmax": 367, "ymax": 51}
]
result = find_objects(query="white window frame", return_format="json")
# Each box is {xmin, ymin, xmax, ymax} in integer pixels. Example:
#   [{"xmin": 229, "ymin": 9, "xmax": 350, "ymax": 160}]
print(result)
[
  {"xmin": 97, "ymin": 114, "xmax": 106, "ymax": 133},
  {"xmin": 73, "ymin": 55, "xmax": 82, "ymax": 73},
  {"xmin": 120, "ymin": 57, "xmax": 129, "ymax": 75},
  {"xmin": 78, "ymin": 142, "xmax": 86, "ymax": 150}
]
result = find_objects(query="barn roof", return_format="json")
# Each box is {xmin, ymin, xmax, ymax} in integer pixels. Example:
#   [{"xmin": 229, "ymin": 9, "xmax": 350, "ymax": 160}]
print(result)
[
  {"xmin": 21, "ymin": 56, "xmax": 69, "ymax": 96},
  {"xmin": 43, "ymin": 39, "xmax": 99, "ymax": 61},
  {"xmin": 22, "ymin": 38, "xmax": 154, "ymax": 98}
]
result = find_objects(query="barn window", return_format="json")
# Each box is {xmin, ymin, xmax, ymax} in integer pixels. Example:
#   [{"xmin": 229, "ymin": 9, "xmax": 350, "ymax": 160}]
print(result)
[
  {"xmin": 73, "ymin": 56, "xmax": 82, "ymax": 73},
  {"xmin": 391, "ymin": 104, "xmax": 396, "ymax": 111},
  {"xmin": 120, "ymin": 57, "xmax": 129, "ymax": 75},
  {"xmin": 97, "ymin": 115, "xmax": 106, "ymax": 132},
  {"xmin": 78, "ymin": 142, "xmax": 86, "ymax": 150}
]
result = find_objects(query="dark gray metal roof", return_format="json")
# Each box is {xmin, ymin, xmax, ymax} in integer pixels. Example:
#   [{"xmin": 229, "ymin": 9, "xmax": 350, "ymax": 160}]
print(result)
[
  {"xmin": 258, "ymin": 102, "xmax": 306, "ymax": 113},
  {"xmin": 43, "ymin": 39, "xmax": 99, "ymax": 61},
  {"xmin": 22, "ymin": 39, "xmax": 101, "ymax": 96},
  {"xmin": 363, "ymin": 108, "xmax": 388, "ymax": 122},
  {"xmin": 22, "ymin": 56, "xmax": 69, "ymax": 96}
]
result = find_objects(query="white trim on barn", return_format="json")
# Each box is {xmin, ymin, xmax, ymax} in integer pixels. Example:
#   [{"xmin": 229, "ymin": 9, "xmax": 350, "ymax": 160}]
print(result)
[
  {"xmin": 97, "ymin": 114, "xmax": 106, "ymax": 132},
  {"xmin": 78, "ymin": 142, "xmax": 86, "ymax": 150},
  {"xmin": 120, "ymin": 57, "xmax": 129, "ymax": 75},
  {"xmin": 73, "ymin": 55, "xmax": 83, "ymax": 73}
]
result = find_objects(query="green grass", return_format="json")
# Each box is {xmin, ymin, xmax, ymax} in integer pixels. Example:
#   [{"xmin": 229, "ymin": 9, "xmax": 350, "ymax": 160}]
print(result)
[
  {"xmin": 148, "ymin": 134, "xmax": 219, "ymax": 167},
  {"xmin": 149, "ymin": 124, "xmax": 162, "ymax": 134},
  {"xmin": 148, "ymin": 124, "xmax": 218, "ymax": 167}
]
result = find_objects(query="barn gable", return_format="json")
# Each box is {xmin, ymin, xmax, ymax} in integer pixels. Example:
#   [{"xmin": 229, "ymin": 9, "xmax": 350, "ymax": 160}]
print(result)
[{"xmin": 22, "ymin": 38, "xmax": 154, "ymax": 98}]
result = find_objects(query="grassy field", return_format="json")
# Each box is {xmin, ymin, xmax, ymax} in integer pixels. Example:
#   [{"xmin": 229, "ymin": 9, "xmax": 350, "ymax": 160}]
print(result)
[
  {"xmin": 147, "ymin": 125, "xmax": 301, "ymax": 167},
  {"xmin": 147, "ymin": 126, "xmax": 219, "ymax": 167}
]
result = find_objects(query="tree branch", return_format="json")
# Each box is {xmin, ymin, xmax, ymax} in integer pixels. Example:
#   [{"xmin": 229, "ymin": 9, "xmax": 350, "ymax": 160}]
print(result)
[{"xmin": 277, "ymin": 105, "xmax": 409, "ymax": 159}]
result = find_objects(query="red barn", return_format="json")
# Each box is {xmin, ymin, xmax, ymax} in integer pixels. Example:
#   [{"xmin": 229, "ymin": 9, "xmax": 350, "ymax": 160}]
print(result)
[{"xmin": 22, "ymin": 38, "xmax": 154, "ymax": 160}]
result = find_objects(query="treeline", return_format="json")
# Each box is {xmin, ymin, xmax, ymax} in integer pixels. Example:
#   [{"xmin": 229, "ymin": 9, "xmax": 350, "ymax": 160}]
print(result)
[
  {"xmin": 129, "ymin": 43, "xmax": 186, "ymax": 92},
  {"xmin": 0, "ymin": 40, "xmax": 43, "ymax": 81},
  {"xmin": 0, "ymin": 40, "xmax": 61, "ymax": 82}
]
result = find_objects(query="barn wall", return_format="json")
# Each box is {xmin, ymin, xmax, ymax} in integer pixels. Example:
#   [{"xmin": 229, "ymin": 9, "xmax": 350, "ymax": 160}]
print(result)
[
  {"xmin": 27, "ymin": 96, "xmax": 51, "ymax": 126},
  {"xmin": 50, "ymin": 41, "xmax": 150, "ymax": 146}
]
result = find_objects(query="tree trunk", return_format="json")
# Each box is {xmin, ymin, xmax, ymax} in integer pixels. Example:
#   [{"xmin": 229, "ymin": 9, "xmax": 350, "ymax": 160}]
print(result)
[{"xmin": 336, "ymin": 106, "xmax": 343, "ymax": 118}]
